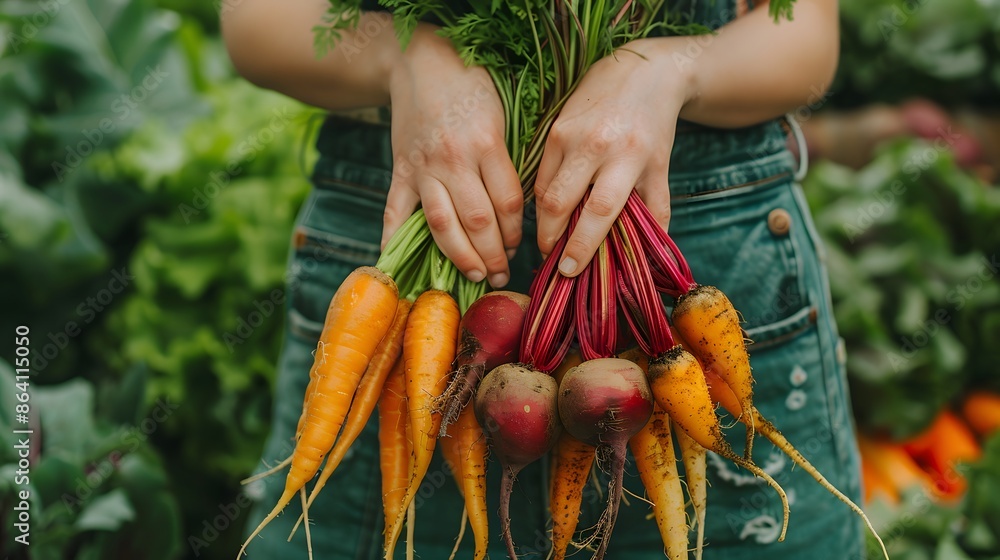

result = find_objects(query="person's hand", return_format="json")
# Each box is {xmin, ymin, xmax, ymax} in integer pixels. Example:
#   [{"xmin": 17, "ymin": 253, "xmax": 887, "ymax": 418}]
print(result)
[
  {"xmin": 535, "ymin": 39, "xmax": 690, "ymax": 277},
  {"xmin": 383, "ymin": 26, "xmax": 523, "ymax": 288}
]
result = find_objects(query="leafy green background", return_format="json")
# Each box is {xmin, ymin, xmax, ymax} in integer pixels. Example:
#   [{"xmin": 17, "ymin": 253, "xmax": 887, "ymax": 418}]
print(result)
[{"xmin": 0, "ymin": 0, "xmax": 998, "ymax": 559}]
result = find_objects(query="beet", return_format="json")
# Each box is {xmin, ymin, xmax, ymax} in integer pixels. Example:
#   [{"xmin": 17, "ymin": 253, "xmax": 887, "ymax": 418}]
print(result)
[
  {"xmin": 557, "ymin": 358, "xmax": 653, "ymax": 559},
  {"xmin": 474, "ymin": 363, "xmax": 561, "ymax": 560},
  {"xmin": 437, "ymin": 291, "xmax": 530, "ymax": 435}
]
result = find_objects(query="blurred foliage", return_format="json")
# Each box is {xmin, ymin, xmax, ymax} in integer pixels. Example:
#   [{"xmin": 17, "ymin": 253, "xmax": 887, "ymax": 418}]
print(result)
[
  {"xmin": 0, "ymin": 0, "xmax": 314, "ymax": 559},
  {"xmin": 1, "ymin": 360, "xmax": 182, "ymax": 560},
  {"xmin": 805, "ymin": 139, "xmax": 1000, "ymax": 438},
  {"xmin": 863, "ymin": 433, "xmax": 1000, "ymax": 559},
  {"xmin": 1, "ymin": 0, "xmax": 999, "ymax": 558},
  {"xmin": 835, "ymin": 0, "xmax": 1000, "ymax": 108}
]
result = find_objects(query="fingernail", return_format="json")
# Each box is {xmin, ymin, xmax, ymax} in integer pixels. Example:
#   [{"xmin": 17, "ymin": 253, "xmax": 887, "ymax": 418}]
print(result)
[
  {"xmin": 558, "ymin": 257, "xmax": 577, "ymax": 276},
  {"xmin": 506, "ymin": 248, "xmax": 517, "ymax": 260},
  {"xmin": 467, "ymin": 269, "xmax": 486, "ymax": 283},
  {"xmin": 489, "ymin": 272, "xmax": 509, "ymax": 288}
]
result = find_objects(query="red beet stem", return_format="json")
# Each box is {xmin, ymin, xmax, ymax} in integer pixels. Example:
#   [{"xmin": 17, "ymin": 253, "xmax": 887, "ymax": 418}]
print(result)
[
  {"xmin": 575, "ymin": 239, "xmax": 617, "ymax": 361},
  {"xmin": 521, "ymin": 207, "xmax": 581, "ymax": 372},
  {"xmin": 610, "ymin": 218, "xmax": 674, "ymax": 355},
  {"xmin": 622, "ymin": 192, "xmax": 696, "ymax": 294}
]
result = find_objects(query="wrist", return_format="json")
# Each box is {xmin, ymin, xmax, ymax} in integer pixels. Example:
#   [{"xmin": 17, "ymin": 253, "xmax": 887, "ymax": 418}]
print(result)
[
  {"xmin": 625, "ymin": 37, "xmax": 699, "ymax": 113},
  {"xmin": 387, "ymin": 23, "xmax": 450, "ymax": 101}
]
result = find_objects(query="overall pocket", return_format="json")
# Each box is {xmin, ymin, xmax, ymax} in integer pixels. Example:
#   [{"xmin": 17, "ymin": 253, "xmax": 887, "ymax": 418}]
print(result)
[
  {"xmin": 670, "ymin": 174, "xmax": 813, "ymax": 337},
  {"xmin": 286, "ymin": 160, "xmax": 389, "ymax": 341}
]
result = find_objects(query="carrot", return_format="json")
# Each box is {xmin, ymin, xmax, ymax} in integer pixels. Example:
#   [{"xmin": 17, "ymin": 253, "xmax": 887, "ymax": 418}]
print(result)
[
  {"xmin": 902, "ymin": 410, "xmax": 981, "ymax": 500},
  {"xmin": 857, "ymin": 435, "xmax": 934, "ymax": 505},
  {"xmin": 648, "ymin": 346, "xmax": 789, "ymax": 542},
  {"xmin": 703, "ymin": 367, "xmax": 889, "ymax": 559},
  {"xmin": 962, "ymin": 390, "xmax": 1000, "ymax": 437},
  {"xmin": 549, "ymin": 432, "xmax": 596, "ymax": 560},
  {"xmin": 672, "ymin": 284, "xmax": 757, "ymax": 459},
  {"xmin": 378, "ymin": 357, "xmax": 411, "ymax": 548},
  {"xmin": 629, "ymin": 405, "xmax": 687, "ymax": 560},
  {"xmin": 675, "ymin": 425, "xmax": 706, "ymax": 560},
  {"xmin": 384, "ymin": 289, "xmax": 460, "ymax": 558},
  {"xmin": 450, "ymin": 404, "xmax": 489, "ymax": 559},
  {"xmin": 287, "ymin": 298, "xmax": 412, "ymax": 538},
  {"xmin": 545, "ymin": 351, "xmax": 592, "ymax": 560},
  {"xmin": 658, "ymin": 331, "xmax": 707, "ymax": 560},
  {"xmin": 238, "ymin": 266, "xmax": 399, "ymax": 560},
  {"xmin": 440, "ymin": 423, "xmax": 465, "ymax": 497},
  {"xmin": 619, "ymin": 347, "xmax": 699, "ymax": 560},
  {"xmin": 548, "ymin": 349, "xmax": 584, "ymax": 494}
]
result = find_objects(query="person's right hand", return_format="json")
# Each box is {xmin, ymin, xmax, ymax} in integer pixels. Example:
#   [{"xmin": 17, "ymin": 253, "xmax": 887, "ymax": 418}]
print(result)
[{"xmin": 382, "ymin": 25, "xmax": 523, "ymax": 289}]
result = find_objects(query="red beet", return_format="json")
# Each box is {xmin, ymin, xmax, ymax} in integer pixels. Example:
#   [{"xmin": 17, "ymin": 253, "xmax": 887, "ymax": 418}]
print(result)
[
  {"xmin": 474, "ymin": 363, "xmax": 561, "ymax": 560},
  {"xmin": 437, "ymin": 291, "xmax": 530, "ymax": 435},
  {"xmin": 557, "ymin": 358, "xmax": 653, "ymax": 560}
]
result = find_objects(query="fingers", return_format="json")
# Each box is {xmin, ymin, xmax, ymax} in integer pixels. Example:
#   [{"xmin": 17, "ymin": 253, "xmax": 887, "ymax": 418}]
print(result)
[
  {"xmin": 382, "ymin": 176, "xmax": 421, "ymax": 250},
  {"xmin": 534, "ymin": 150, "xmax": 597, "ymax": 259},
  {"xmin": 445, "ymin": 167, "xmax": 513, "ymax": 288},
  {"xmin": 480, "ymin": 146, "xmax": 524, "ymax": 261},
  {"xmin": 418, "ymin": 175, "xmax": 491, "ymax": 284},
  {"xmin": 635, "ymin": 169, "xmax": 672, "ymax": 233},
  {"xmin": 556, "ymin": 165, "xmax": 640, "ymax": 277},
  {"xmin": 533, "ymin": 139, "xmax": 563, "ymax": 257}
]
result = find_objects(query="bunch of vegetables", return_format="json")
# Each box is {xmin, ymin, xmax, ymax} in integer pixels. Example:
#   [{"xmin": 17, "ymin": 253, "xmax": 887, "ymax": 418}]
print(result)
[{"xmin": 239, "ymin": 2, "xmax": 891, "ymax": 560}]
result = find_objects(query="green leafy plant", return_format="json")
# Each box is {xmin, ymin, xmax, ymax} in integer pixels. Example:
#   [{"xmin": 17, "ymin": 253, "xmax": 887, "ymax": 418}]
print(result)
[
  {"xmin": 835, "ymin": 0, "xmax": 1000, "ymax": 107},
  {"xmin": 0, "ymin": 360, "xmax": 182, "ymax": 560},
  {"xmin": 805, "ymin": 138, "xmax": 1000, "ymax": 437}
]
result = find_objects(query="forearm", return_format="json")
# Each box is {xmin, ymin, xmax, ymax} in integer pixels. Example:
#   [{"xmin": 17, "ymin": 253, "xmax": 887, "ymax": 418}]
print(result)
[
  {"xmin": 635, "ymin": 0, "xmax": 839, "ymax": 128},
  {"xmin": 221, "ymin": 1, "xmax": 421, "ymax": 110}
]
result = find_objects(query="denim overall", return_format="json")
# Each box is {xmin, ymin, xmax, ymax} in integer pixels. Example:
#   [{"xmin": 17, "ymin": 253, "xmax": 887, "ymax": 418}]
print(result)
[{"xmin": 242, "ymin": 5, "xmax": 866, "ymax": 560}]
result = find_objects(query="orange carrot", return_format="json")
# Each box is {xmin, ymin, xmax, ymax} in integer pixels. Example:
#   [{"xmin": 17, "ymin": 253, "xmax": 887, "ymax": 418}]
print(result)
[
  {"xmin": 238, "ymin": 266, "xmax": 399, "ymax": 560},
  {"xmin": 549, "ymin": 432, "xmax": 596, "ymax": 560},
  {"xmin": 440, "ymin": 424, "xmax": 465, "ymax": 497},
  {"xmin": 667, "ymin": 323, "xmax": 707, "ymax": 559},
  {"xmin": 629, "ymin": 405, "xmax": 687, "ymax": 560},
  {"xmin": 902, "ymin": 410, "xmax": 981, "ymax": 500},
  {"xmin": 379, "ymin": 357, "xmax": 411, "ymax": 545},
  {"xmin": 548, "ymin": 350, "xmax": 584, "ymax": 493},
  {"xmin": 672, "ymin": 284, "xmax": 757, "ymax": 458},
  {"xmin": 649, "ymin": 345, "xmax": 789, "ymax": 542},
  {"xmin": 546, "ymin": 350, "xmax": 591, "ymax": 560},
  {"xmin": 962, "ymin": 390, "xmax": 1000, "ymax": 437},
  {"xmin": 384, "ymin": 289, "xmax": 460, "ymax": 558},
  {"xmin": 675, "ymin": 424, "xmax": 706, "ymax": 560},
  {"xmin": 288, "ymin": 298, "xmax": 412, "ymax": 538},
  {"xmin": 451, "ymin": 404, "xmax": 489, "ymax": 559},
  {"xmin": 620, "ymin": 347, "xmax": 696, "ymax": 560}
]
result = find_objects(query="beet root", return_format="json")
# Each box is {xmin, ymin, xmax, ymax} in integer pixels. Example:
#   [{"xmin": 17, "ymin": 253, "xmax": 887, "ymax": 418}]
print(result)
[
  {"xmin": 438, "ymin": 291, "xmax": 530, "ymax": 435},
  {"xmin": 557, "ymin": 357, "xmax": 653, "ymax": 560},
  {"xmin": 474, "ymin": 363, "xmax": 561, "ymax": 560}
]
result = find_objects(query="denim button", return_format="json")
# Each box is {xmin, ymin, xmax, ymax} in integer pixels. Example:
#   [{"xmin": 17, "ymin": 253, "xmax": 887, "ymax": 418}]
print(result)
[{"xmin": 767, "ymin": 208, "xmax": 791, "ymax": 235}]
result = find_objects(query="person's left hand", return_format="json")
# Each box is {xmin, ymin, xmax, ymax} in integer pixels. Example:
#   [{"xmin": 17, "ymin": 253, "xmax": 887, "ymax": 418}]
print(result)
[{"xmin": 535, "ymin": 38, "xmax": 690, "ymax": 277}]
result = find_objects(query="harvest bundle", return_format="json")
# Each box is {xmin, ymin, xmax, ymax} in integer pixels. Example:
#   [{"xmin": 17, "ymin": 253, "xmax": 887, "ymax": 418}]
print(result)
[{"xmin": 238, "ymin": 2, "xmax": 889, "ymax": 560}]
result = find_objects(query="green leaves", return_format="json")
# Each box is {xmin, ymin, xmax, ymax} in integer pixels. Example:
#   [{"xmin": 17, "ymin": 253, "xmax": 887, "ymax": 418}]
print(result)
[
  {"xmin": 805, "ymin": 138, "xmax": 1000, "ymax": 438},
  {"xmin": 75, "ymin": 489, "xmax": 136, "ymax": 532},
  {"xmin": 836, "ymin": 0, "xmax": 1000, "ymax": 105}
]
